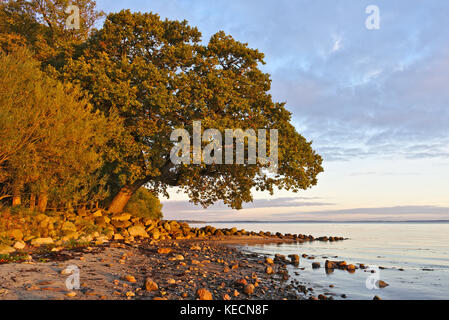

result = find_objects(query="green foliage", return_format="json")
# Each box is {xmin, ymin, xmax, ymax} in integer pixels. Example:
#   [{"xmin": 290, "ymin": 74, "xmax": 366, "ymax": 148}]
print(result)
[
  {"xmin": 65, "ymin": 10, "xmax": 323, "ymax": 210},
  {"xmin": 0, "ymin": 2, "xmax": 323, "ymax": 214},
  {"xmin": 124, "ymin": 188, "xmax": 163, "ymax": 219},
  {"xmin": 0, "ymin": 252, "xmax": 29, "ymax": 264},
  {"xmin": 0, "ymin": 0, "xmax": 104, "ymax": 68},
  {"xmin": 0, "ymin": 47, "xmax": 117, "ymax": 209}
]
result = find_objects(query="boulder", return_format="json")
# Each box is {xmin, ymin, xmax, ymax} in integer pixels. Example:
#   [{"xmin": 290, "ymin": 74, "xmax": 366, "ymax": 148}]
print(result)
[
  {"xmin": 13, "ymin": 241, "xmax": 26, "ymax": 250},
  {"xmin": 111, "ymin": 213, "xmax": 131, "ymax": 222},
  {"xmin": 8, "ymin": 229, "xmax": 23, "ymax": 241},
  {"xmin": 114, "ymin": 234, "xmax": 124, "ymax": 240},
  {"xmin": 127, "ymin": 225, "xmax": 149, "ymax": 238},
  {"xmin": 0, "ymin": 245, "xmax": 15, "ymax": 255},
  {"xmin": 312, "ymin": 262, "xmax": 321, "ymax": 269},
  {"xmin": 30, "ymin": 237, "xmax": 54, "ymax": 246}
]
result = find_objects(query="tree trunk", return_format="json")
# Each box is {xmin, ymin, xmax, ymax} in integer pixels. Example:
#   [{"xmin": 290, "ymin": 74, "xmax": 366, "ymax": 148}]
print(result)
[
  {"xmin": 11, "ymin": 183, "xmax": 22, "ymax": 207},
  {"xmin": 108, "ymin": 183, "xmax": 143, "ymax": 214},
  {"xmin": 12, "ymin": 195, "xmax": 21, "ymax": 206},
  {"xmin": 37, "ymin": 192, "xmax": 48, "ymax": 213},
  {"xmin": 30, "ymin": 193, "xmax": 36, "ymax": 211}
]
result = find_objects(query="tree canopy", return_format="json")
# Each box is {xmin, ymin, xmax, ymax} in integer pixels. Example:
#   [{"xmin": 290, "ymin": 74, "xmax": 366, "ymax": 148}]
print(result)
[
  {"xmin": 65, "ymin": 10, "xmax": 323, "ymax": 213},
  {"xmin": 1, "ymin": 1, "xmax": 323, "ymax": 215}
]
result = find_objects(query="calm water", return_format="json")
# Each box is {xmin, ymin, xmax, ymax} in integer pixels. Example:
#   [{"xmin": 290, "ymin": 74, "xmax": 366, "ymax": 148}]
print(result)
[{"xmin": 191, "ymin": 222, "xmax": 449, "ymax": 300}]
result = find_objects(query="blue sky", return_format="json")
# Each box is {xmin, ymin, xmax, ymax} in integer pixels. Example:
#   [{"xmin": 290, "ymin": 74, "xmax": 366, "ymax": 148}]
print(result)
[{"xmin": 97, "ymin": 0, "xmax": 449, "ymax": 221}]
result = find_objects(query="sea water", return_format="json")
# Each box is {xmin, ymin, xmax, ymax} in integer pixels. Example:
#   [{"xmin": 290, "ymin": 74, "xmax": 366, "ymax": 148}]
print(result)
[{"xmin": 191, "ymin": 222, "xmax": 449, "ymax": 300}]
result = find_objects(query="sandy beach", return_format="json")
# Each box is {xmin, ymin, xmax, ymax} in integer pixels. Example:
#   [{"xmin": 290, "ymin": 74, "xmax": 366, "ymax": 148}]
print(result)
[{"xmin": 0, "ymin": 236, "xmax": 312, "ymax": 300}]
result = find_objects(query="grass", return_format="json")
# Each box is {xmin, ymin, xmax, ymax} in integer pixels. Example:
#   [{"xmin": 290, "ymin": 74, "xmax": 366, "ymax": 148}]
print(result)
[{"xmin": 0, "ymin": 253, "xmax": 30, "ymax": 264}]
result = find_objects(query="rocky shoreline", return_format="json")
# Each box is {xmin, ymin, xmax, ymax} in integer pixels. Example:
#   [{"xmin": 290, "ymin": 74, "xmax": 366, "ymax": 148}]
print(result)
[
  {"xmin": 0, "ymin": 236, "xmax": 321, "ymax": 300},
  {"xmin": 0, "ymin": 209, "xmax": 363, "ymax": 300}
]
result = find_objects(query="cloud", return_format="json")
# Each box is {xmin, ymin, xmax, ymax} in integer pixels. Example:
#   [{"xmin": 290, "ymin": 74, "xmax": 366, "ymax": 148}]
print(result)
[
  {"xmin": 162, "ymin": 196, "xmax": 334, "ymax": 212},
  {"xmin": 162, "ymin": 201, "xmax": 449, "ymax": 221},
  {"xmin": 98, "ymin": 0, "xmax": 449, "ymax": 162}
]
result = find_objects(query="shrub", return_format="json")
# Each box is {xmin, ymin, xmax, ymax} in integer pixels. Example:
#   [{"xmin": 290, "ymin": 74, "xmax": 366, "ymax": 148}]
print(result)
[{"xmin": 124, "ymin": 188, "xmax": 163, "ymax": 220}]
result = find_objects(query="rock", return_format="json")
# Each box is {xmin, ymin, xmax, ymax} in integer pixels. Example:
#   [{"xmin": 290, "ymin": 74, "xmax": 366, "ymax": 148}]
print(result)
[
  {"xmin": 373, "ymin": 295, "xmax": 382, "ymax": 300},
  {"xmin": 196, "ymin": 288, "xmax": 213, "ymax": 300},
  {"xmin": 158, "ymin": 248, "xmax": 172, "ymax": 254},
  {"xmin": 111, "ymin": 220, "xmax": 132, "ymax": 228},
  {"xmin": 66, "ymin": 292, "xmax": 77, "ymax": 298},
  {"xmin": 265, "ymin": 257, "xmax": 274, "ymax": 264},
  {"xmin": 376, "ymin": 280, "xmax": 389, "ymax": 288},
  {"xmin": 325, "ymin": 260, "xmax": 335, "ymax": 269},
  {"xmin": 127, "ymin": 225, "xmax": 149, "ymax": 238},
  {"xmin": 61, "ymin": 221, "xmax": 77, "ymax": 233},
  {"xmin": 145, "ymin": 279, "xmax": 159, "ymax": 291},
  {"xmin": 30, "ymin": 237, "xmax": 54, "ymax": 246},
  {"xmin": 114, "ymin": 234, "xmax": 124, "ymax": 240},
  {"xmin": 167, "ymin": 279, "xmax": 176, "ymax": 285},
  {"xmin": 151, "ymin": 230, "xmax": 161, "ymax": 240},
  {"xmin": 124, "ymin": 275, "xmax": 137, "ymax": 283},
  {"xmin": 13, "ymin": 241, "xmax": 26, "ymax": 250},
  {"xmin": 9, "ymin": 229, "xmax": 23, "ymax": 241},
  {"xmin": 223, "ymin": 294, "xmax": 231, "ymax": 300},
  {"xmin": 62, "ymin": 232, "xmax": 79, "ymax": 242},
  {"xmin": 274, "ymin": 254, "xmax": 286, "ymax": 262},
  {"xmin": 312, "ymin": 262, "xmax": 321, "ymax": 269},
  {"xmin": 244, "ymin": 284, "xmax": 255, "ymax": 295},
  {"xmin": 288, "ymin": 254, "xmax": 300, "ymax": 264},
  {"xmin": 111, "ymin": 213, "xmax": 131, "ymax": 221},
  {"xmin": 0, "ymin": 245, "xmax": 15, "ymax": 255},
  {"xmin": 265, "ymin": 266, "xmax": 274, "ymax": 274}
]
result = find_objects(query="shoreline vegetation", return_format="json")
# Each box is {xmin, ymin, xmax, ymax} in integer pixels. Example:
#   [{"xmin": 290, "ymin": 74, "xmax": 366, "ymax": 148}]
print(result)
[{"xmin": 0, "ymin": 208, "xmax": 359, "ymax": 301}]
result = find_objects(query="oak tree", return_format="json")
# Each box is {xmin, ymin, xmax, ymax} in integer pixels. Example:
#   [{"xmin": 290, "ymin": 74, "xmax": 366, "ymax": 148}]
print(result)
[{"xmin": 65, "ymin": 10, "xmax": 323, "ymax": 213}]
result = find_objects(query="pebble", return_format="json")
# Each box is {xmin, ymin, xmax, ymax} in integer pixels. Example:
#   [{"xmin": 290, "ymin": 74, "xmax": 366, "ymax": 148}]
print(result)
[
  {"xmin": 145, "ymin": 278, "xmax": 159, "ymax": 291},
  {"xmin": 124, "ymin": 275, "xmax": 137, "ymax": 283},
  {"xmin": 196, "ymin": 288, "xmax": 213, "ymax": 300}
]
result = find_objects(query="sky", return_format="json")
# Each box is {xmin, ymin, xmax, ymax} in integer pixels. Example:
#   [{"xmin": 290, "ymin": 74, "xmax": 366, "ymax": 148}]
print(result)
[{"xmin": 97, "ymin": 0, "xmax": 449, "ymax": 221}]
